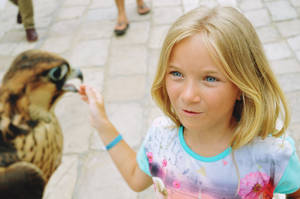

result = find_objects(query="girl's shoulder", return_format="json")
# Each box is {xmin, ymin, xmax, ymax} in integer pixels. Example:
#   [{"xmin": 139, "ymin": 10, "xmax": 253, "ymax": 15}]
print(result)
[
  {"xmin": 147, "ymin": 116, "xmax": 178, "ymax": 136},
  {"xmin": 237, "ymin": 134, "xmax": 295, "ymax": 160},
  {"xmin": 142, "ymin": 116, "xmax": 179, "ymax": 147}
]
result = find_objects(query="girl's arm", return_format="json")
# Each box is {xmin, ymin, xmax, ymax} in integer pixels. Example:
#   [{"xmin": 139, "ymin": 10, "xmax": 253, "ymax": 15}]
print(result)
[
  {"xmin": 287, "ymin": 189, "xmax": 300, "ymax": 199},
  {"xmin": 79, "ymin": 85, "xmax": 153, "ymax": 192}
]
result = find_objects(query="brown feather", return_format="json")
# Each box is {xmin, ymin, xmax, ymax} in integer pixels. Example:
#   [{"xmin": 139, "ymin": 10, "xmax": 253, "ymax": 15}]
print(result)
[{"xmin": 0, "ymin": 49, "xmax": 83, "ymax": 198}]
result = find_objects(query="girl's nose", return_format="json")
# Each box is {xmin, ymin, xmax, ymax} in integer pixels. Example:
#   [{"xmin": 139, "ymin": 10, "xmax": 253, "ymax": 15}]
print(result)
[{"xmin": 181, "ymin": 81, "xmax": 201, "ymax": 104}]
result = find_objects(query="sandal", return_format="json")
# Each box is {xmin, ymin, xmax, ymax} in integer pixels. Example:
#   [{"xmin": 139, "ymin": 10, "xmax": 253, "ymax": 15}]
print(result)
[
  {"xmin": 114, "ymin": 22, "xmax": 129, "ymax": 36},
  {"xmin": 137, "ymin": 4, "xmax": 150, "ymax": 15}
]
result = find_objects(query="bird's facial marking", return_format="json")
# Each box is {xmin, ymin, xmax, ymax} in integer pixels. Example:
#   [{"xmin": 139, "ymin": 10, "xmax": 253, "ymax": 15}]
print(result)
[
  {"xmin": 27, "ymin": 81, "xmax": 59, "ymax": 110},
  {"xmin": 47, "ymin": 64, "xmax": 69, "ymax": 83}
]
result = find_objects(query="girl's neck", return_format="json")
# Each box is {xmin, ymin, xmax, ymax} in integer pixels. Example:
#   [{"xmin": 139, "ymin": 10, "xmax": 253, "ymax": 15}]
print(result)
[{"xmin": 183, "ymin": 124, "xmax": 234, "ymax": 157}]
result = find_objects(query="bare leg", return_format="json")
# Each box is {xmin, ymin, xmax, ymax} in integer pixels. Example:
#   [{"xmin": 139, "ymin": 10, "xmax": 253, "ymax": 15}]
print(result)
[
  {"xmin": 136, "ymin": 0, "xmax": 150, "ymax": 15},
  {"xmin": 114, "ymin": 0, "xmax": 128, "ymax": 31}
]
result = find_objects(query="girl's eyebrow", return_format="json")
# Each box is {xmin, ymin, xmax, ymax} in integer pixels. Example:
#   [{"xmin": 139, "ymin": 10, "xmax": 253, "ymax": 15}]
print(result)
[
  {"xmin": 168, "ymin": 64, "xmax": 220, "ymax": 74},
  {"xmin": 167, "ymin": 64, "xmax": 180, "ymax": 70}
]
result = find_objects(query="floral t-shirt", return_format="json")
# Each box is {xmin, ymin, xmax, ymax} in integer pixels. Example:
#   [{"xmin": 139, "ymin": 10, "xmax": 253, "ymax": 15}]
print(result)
[{"xmin": 137, "ymin": 117, "xmax": 300, "ymax": 199}]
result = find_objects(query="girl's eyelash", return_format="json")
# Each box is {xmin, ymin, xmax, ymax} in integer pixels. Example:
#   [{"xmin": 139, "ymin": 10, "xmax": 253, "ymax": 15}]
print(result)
[
  {"xmin": 205, "ymin": 76, "xmax": 218, "ymax": 82},
  {"xmin": 170, "ymin": 71, "xmax": 182, "ymax": 77}
]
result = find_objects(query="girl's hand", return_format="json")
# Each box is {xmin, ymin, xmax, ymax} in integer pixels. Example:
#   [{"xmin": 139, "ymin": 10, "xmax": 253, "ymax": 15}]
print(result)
[{"xmin": 79, "ymin": 84, "xmax": 111, "ymax": 131}]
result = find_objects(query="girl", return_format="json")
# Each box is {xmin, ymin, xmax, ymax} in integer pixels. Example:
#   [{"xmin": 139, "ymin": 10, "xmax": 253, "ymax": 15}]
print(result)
[{"xmin": 79, "ymin": 6, "xmax": 300, "ymax": 199}]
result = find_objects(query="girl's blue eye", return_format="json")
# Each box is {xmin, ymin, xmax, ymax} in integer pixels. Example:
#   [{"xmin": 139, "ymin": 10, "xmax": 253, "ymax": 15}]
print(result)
[
  {"xmin": 170, "ymin": 71, "xmax": 182, "ymax": 77},
  {"xmin": 206, "ymin": 76, "xmax": 216, "ymax": 82}
]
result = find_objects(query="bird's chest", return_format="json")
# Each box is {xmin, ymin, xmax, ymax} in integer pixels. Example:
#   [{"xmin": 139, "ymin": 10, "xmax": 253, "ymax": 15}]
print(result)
[{"xmin": 13, "ymin": 117, "xmax": 63, "ymax": 181}]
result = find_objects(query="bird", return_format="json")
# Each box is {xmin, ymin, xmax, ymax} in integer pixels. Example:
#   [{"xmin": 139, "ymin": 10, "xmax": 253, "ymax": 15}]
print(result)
[{"xmin": 0, "ymin": 49, "xmax": 83, "ymax": 199}]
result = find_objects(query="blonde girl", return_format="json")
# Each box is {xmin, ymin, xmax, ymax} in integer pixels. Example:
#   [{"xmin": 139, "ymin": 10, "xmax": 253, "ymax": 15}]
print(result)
[{"xmin": 80, "ymin": 6, "xmax": 300, "ymax": 199}]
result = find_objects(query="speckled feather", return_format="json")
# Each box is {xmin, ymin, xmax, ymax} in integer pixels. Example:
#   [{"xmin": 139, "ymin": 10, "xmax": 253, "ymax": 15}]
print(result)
[{"xmin": 0, "ymin": 50, "xmax": 82, "ymax": 199}]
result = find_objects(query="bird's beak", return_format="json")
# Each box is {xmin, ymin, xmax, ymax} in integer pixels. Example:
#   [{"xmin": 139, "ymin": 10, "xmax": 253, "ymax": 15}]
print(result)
[{"xmin": 62, "ymin": 69, "xmax": 83, "ymax": 92}]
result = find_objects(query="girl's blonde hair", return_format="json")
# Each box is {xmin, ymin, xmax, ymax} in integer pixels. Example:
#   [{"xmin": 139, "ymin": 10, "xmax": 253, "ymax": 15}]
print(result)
[{"xmin": 151, "ymin": 6, "xmax": 290, "ymax": 149}]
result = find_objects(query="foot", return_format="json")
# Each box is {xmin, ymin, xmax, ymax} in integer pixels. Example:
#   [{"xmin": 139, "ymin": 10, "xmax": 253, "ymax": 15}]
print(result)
[
  {"xmin": 114, "ymin": 22, "xmax": 129, "ymax": 36},
  {"xmin": 17, "ymin": 12, "xmax": 22, "ymax": 24},
  {"xmin": 137, "ymin": 3, "xmax": 150, "ymax": 15},
  {"xmin": 25, "ymin": 28, "xmax": 38, "ymax": 42}
]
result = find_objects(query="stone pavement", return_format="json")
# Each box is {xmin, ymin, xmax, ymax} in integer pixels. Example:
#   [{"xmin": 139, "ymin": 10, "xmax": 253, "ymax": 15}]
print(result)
[{"xmin": 0, "ymin": 0, "xmax": 299, "ymax": 198}]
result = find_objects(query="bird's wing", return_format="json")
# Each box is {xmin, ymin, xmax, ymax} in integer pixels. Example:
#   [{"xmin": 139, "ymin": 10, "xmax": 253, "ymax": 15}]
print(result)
[{"xmin": 0, "ymin": 161, "xmax": 45, "ymax": 199}]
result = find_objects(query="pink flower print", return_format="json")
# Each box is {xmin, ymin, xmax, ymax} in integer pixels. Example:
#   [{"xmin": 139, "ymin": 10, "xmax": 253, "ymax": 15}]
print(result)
[
  {"xmin": 172, "ymin": 180, "xmax": 181, "ymax": 189},
  {"xmin": 146, "ymin": 152, "xmax": 153, "ymax": 163},
  {"xmin": 222, "ymin": 160, "xmax": 228, "ymax": 166},
  {"xmin": 162, "ymin": 159, "xmax": 167, "ymax": 167},
  {"xmin": 238, "ymin": 172, "xmax": 274, "ymax": 199}
]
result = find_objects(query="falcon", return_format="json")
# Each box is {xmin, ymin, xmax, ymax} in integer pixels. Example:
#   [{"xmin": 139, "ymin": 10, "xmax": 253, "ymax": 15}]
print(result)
[{"xmin": 0, "ymin": 49, "xmax": 83, "ymax": 199}]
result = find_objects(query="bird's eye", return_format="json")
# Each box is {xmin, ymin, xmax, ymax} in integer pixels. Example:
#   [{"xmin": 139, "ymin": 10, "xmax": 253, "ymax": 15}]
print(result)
[{"xmin": 48, "ymin": 64, "xmax": 69, "ymax": 81}]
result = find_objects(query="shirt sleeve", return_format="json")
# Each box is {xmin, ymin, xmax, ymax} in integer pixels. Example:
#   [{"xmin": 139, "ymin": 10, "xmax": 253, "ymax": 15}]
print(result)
[
  {"xmin": 274, "ymin": 137, "xmax": 300, "ymax": 194},
  {"xmin": 137, "ymin": 144, "xmax": 151, "ymax": 177}
]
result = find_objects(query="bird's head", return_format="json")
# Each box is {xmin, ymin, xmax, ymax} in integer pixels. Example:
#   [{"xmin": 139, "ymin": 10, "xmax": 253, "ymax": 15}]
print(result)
[{"xmin": 0, "ymin": 50, "xmax": 83, "ymax": 140}]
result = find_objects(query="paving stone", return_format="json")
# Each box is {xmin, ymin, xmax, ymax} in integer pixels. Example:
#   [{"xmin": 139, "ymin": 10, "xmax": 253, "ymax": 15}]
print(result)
[
  {"xmin": 148, "ymin": 49, "xmax": 160, "ymax": 77},
  {"xmin": 86, "ymin": 7, "xmax": 117, "ymax": 21},
  {"xmin": 270, "ymin": 58, "xmax": 300, "ymax": 74},
  {"xmin": 266, "ymin": 0, "xmax": 298, "ymax": 21},
  {"xmin": 57, "ymin": 6, "xmax": 86, "ymax": 21},
  {"xmin": 78, "ymin": 20, "xmax": 113, "ymax": 40},
  {"xmin": 137, "ymin": 187, "xmax": 156, "ymax": 199},
  {"xmin": 290, "ymin": 0, "xmax": 300, "ymax": 7},
  {"xmin": 70, "ymin": 39, "xmax": 110, "ymax": 67},
  {"xmin": 147, "ymin": 106, "xmax": 164, "ymax": 127},
  {"xmin": 63, "ymin": 0, "xmax": 91, "ymax": 7},
  {"xmin": 108, "ymin": 45, "xmax": 147, "ymax": 75},
  {"xmin": 49, "ymin": 20, "xmax": 81, "ymax": 37},
  {"xmin": 55, "ymin": 94, "xmax": 94, "ymax": 153},
  {"xmin": 287, "ymin": 35, "xmax": 300, "ymax": 51},
  {"xmin": 296, "ymin": 50, "xmax": 300, "ymax": 61},
  {"xmin": 183, "ymin": 4, "xmax": 200, "ymax": 13},
  {"xmin": 276, "ymin": 19, "xmax": 300, "ymax": 37},
  {"xmin": 35, "ymin": 0, "xmax": 58, "ymax": 18},
  {"xmin": 285, "ymin": 91, "xmax": 300, "ymax": 124},
  {"xmin": 35, "ymin": 16, "xmax": 53, "ymax": 29},
  {"xmin": 217, "ymin": 0, "xmax": 238, "ymax": 7},
  {"xmin": 289, "ymin": 122, "xmax": 300, "ymax": 154},
  {"xmin": 277, "ymin": 73, "xmax": 300, "ymax": 93},
  {"xmin": 75, "ymin": 151, "xmax": 138, "ymax": 199},
  {"xmin": 41, "ymin": 36, "xmax": 73, "ymax": 54},
  {"xmin": 152, "ymin": 7, "xmax": 183, "ymax": 25},
  {"xmin": 149, "ymin": 25, "xmax": 170, "ymax": 49},
  {"xmin": 111, "ymin": 21, "xmax": 150, "ymax": 45},
  {"xmin": 244, "ymin": 9, "xmax": 271, "ymax": 27},
  {"xmin": 11, "ymin": 41, "xmax": 37, "ymax": 56},
  {"xmin": 81, "ymin": 67, "xmax": 105, "ymax": 91},
  {"xmin": 183, "ymin": 0, "xmax": 199, "ymax": 4},
  {"xmin": 257, "ymin": 26, "xmax": 281, "ymax": 43},
  {"xmin": 0, "ymin": 42, "xmax": 18, "ymax": 56},
  {"xmin": 43, "ymin": 155, "xmax": 79, "ymax": 199},
  {"xmin": 106, "ymin": 102, "xmax": 145, "ymax": 147},
  {"xmin": 89, "ymin": 130, "xmax": 105, "ymax": 150},
  {"xmin": 0, "ymin": 55, "xmax": 14, "ymax": 73},
  {"xmin": 105, "ymin": 75, "xmax": 147, "ymax": 102},
  {"xmin": 89, "ymin": 0, "xmax": 114, "ymax": 9},
  {"xmin": 239, "ymin": 0, "xmax": 263, "ymax": 11},
  {"xmin": 264, "ymin": 41, "xmax": 292, "ymax": 60},
  {"xmin": 152, "ymin": 0, "xmax": 181, "ymax": 7},
  {"xmin": 0, "ymin": 29, "xmax": 27, "ymax": 43}
]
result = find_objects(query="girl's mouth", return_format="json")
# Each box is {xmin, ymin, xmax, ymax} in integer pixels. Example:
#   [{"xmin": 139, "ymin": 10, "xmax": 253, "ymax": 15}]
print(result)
[{"xmin": 183, "ymin": 109, "xmax": 202, "ymax": 115}]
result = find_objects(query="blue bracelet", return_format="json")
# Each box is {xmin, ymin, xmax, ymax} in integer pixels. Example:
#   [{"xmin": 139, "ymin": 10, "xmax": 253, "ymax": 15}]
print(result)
[{"xmin": 106, "ymin": 134, "xmax": 123, "ymax": 151}]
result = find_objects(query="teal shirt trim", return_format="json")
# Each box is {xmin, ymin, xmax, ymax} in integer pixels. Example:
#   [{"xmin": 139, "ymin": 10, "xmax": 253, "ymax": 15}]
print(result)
[
  {"xmin": 179, "ymin": 126, "xmax": 232, "ymax": 162},
  {"xmin": 137, "ymin": 145, "xmax": 152, "ymax": 177},
  {"xmin": 274, "ymin": 136, "xmax": 300, "ymax": 194}
]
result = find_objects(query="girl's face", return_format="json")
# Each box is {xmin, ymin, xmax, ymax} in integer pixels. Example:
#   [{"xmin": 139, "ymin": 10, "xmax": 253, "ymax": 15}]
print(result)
[{"xmin": 165, "ymin": 34, "xmax": 240, "ymax": 133}]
